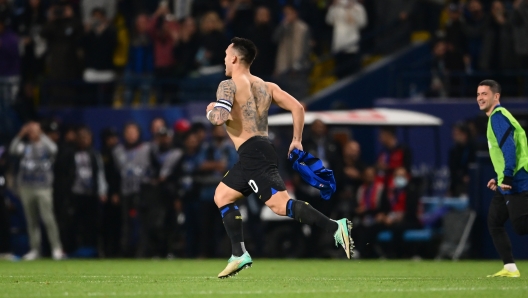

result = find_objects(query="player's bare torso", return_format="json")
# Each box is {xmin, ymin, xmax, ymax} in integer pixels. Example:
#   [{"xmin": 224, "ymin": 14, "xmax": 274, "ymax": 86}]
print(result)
[{"xmin": 221, "ymin": 75, "xmax": 273, "ymax": 149}]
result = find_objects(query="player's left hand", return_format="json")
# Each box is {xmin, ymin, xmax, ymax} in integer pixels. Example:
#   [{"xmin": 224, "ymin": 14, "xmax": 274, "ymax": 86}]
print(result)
[
  {"xmin": 500, "ymin": 184, "xmax": 512, "ymax": 191},
  {"xmin": 288, "ymin": 140, "xmax": 303, "ymax": 157}
]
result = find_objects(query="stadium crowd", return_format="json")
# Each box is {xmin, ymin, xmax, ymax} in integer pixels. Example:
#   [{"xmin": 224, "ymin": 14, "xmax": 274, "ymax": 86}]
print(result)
[
  {"xmin": 428, "ymin": 0, "xmax": 528, "ymax": 97},
  {"xmin": 4, "ymin": 0, "xmax": 527, "ymax": 108},
  {"xmin": 0, "ymin": 0, "xmax": 521, "ymax": 260},
  {"xmin": 0, "ymin": 114, "xmax": 483, "ymax": 260}
]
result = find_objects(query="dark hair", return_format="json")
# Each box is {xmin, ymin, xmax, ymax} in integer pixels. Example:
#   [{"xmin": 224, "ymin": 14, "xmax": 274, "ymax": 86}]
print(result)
[
  {"xmin": 190, "ymin": 122, "xmax": 206, "ymax": 133},
  {"xmin": 231, "ymin": 37, "xmax": 257, "ymax": 66},
  {"xmin": 283, "ymin": 4, "xmax": 297, "ymax": 12},
  {"xmin": 123, "ymin": 122, "xmax": 141, "ymax": 135},
  {"xmin": 380, "ymin": 126, "xmax": 397, "ymax": 136},
  {"xmin": 182, "ymin": 131, "xmax": 196, "ymax": 142},
  {"xmin": 479, "ymin": 79, "xmax": 501, "ymax": 94},
  {"xmin": 77, "ymin": 125, "xmax": 92, "ymax": 135},
  {"xmin": 91, "ymin": 7, "xmax": 107, "ymax": 17},
  {"xmin": 150, "ymin": 117, "xmax": 167, "ymax": 128},
  {"xmin": 453, "ymin": 121, "xmax": 469, "ymax": 136},
  {"xmin": 101, "ymin": 127, "xmax": 118, "ymax": 139}
]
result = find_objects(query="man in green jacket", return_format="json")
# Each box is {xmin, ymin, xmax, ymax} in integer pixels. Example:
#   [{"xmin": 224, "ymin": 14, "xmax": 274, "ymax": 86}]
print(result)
[{"xmin": 477, "ymin": 79, "xmax": 528, "ymax": 278}]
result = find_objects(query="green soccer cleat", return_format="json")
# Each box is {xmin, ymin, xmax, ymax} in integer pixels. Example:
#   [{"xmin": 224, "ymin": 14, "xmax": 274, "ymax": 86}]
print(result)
[
  {"xmin": 334, "ymin": 218, "xmax": 354, "ymax": 259},
  {"xmin": 487, "ymin": 268, "xmax": 521, "ymax": 278},
  {"xmin": 217, "ymin": 252, "xmax": 253, "ymax": 279}
]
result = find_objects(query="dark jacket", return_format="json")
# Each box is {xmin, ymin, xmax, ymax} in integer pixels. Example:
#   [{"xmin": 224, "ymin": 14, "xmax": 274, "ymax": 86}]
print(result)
[
  {"xmin": 448, "ymin": 142, "xmax": 476, "ymax": 196},
  {"xmin": 82, "ymin": 25, "xmax": 117, "ymax": 71},
  {"xmin": 198, "ymin": 30, "xmax": 228, "ymax": 66},
  {"xmin": 480, "ymin": 14, "xmax": 517, "ymax": 71},
  {"xmin": 41, "ymin": 18, "xmax": 83, "ymax": 79},
  {"xmin": 63, "ymin": 147, "xmax": 102, "ymax": 197},
  {"xmin": 173, "ymin": 34, "xmax": 200, "ymax": 77},
  {"xmin": 247, "ymin": 23, "xmax": 276, "ymax": 77},
  {"xmin": 0, "ymin": 29, "xmax": 20, "ymax": 77}
]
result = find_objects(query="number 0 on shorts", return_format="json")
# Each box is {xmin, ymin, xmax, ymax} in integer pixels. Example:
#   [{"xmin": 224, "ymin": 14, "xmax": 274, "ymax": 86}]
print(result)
[{"xmin": 248, "ymin": 180, "xmax": 258, "ymax": 193}]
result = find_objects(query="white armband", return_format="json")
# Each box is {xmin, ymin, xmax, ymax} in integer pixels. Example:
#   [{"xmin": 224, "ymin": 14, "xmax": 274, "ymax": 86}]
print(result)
[{"xmin": 214, "ymin": 99, "xmax": 233, "ymax": 112}]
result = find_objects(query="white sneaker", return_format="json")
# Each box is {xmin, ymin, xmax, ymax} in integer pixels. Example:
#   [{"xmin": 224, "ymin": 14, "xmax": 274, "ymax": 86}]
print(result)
[
  {"xmin": 23, "ymin": 250, "xmax": 40, "ymax": 261},
  {"xmin": 52, "ymin": 249, "xmax": 66, "ymax": 260}
]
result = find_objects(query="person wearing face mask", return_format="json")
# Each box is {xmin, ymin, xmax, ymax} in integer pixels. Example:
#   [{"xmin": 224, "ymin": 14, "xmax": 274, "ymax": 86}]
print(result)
[
  {"xmin": 382, "ymin": 166, "xmax": 421, "ymax": 259},
  {"xmin": 195, "ymin": 125, "xmax": 237, "ymax": 258},
  {"xmin": 376, "ymin": 127, "xmax": 412, "ymax": 189}
]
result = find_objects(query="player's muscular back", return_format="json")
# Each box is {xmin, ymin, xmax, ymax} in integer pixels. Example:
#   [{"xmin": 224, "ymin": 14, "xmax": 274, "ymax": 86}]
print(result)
[{"xmin": 226, "ymin": 75, "xmax": 272, "ymax": 148}]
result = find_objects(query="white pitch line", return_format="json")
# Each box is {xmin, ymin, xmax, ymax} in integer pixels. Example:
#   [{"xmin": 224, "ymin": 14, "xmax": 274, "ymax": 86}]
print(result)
[
  {"xmin": 1, "ymin": 286, "xmax": 528, "ymax": 297},
  {"xmin": 0, "ymin": 276, "xmax": 471, "ymax": 281}
]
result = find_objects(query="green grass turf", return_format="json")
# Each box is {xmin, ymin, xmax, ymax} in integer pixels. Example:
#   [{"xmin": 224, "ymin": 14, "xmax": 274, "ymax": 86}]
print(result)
[{"xmin": 1, "ymin": 259, "xmax": 527, "ymax": 298}]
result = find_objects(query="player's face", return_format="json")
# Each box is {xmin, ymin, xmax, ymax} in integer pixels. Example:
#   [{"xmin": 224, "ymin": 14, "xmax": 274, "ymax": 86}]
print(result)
[{"xmin": 476, "ymin": 85, "xmax": 499, "ymax": 113}]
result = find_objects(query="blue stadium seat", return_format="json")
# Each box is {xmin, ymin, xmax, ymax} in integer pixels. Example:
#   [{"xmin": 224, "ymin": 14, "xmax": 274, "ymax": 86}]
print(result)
[
  {"xmin": 377, "ymin": 229, "xmax": 434, "ymax": 242},
  {"xmin": 403, "ymin": 229, "xmax": 433, "ymax": 242},
  {"xmin": 377, "ymin": 230, "xmax": 393, "ymax": 242}
]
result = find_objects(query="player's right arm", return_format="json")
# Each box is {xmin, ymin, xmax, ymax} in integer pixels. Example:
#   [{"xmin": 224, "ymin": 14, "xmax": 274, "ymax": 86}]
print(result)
[
  {"xmin": 267, "ymin": 82, "xmax": 305, "ymax": 155},
  {"xmin": 207, "ymin": 80, "xmax": 236, "ymax": 126}
]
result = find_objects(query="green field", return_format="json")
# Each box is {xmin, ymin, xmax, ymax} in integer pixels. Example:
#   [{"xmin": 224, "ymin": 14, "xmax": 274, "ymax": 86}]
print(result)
[{"xmin": 1, "ymin": 259, "xmax": 527, "ymax": 297}]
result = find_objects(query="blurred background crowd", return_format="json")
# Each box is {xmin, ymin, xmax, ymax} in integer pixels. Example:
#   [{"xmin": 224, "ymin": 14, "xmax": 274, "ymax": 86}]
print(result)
[
  {"xmin": 0, "ymin": 113, "xmax": 483, "ymax": 260},
  {"xmin": 0, "ymin": 0, "xmax": 525, "ymax": 109},
  {"xmin": 0, "ymin": 0, "xmax": 527, "ymax": 261}
]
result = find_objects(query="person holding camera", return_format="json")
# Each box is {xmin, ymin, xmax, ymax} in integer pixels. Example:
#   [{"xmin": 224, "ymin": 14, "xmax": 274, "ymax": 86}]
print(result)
[{"xmin": 9, "ymin": 122, "xmax": 65, "ymax": 260}]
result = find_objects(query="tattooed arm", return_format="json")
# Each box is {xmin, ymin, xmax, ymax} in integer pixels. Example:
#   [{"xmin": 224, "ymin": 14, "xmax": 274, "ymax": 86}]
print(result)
[
  {"xmin": 268, "ymin": 82, "xmax": 304, "ymax": 155},
  {"xmin": 206, "ymin": 80, "xmax": 236, "ymax": 126}
]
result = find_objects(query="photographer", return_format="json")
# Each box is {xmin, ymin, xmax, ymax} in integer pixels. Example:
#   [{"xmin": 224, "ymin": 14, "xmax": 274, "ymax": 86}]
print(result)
[
  {"xmin": 63, "ymin": 126, "xmax": 107, "ymax": 256},
  {"xmin": 9, "ymin": 122, "xmax": 64, "ymax": 260}
]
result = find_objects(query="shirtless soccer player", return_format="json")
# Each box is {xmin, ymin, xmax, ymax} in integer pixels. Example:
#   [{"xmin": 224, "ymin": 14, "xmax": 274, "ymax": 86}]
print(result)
[{"xmin": 206, "ymin": 37, "xmax": 353, "ymax": 278}]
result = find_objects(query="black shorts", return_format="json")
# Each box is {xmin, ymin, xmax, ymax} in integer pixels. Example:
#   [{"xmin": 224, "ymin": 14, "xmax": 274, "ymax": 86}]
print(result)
[{"xmin": 222, "ymin": 136, "xmax": 286, "ymax": 202}]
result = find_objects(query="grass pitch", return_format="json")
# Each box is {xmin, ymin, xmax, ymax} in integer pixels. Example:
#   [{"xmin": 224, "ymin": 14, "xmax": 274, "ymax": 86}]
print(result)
[{"xmin": 1, "ymin": 259, "xmax": 527, "ymax": 297}]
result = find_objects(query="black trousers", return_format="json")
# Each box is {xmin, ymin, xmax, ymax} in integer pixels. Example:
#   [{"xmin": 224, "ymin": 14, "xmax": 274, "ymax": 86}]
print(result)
[
  {"xmin": 120, "ymin": 193, "xmax": 141, "ymax": 257},
  {"xmin": 72, "ymin": 194, "xmax": 99, "ymax": 249},
  {"xmin": 137, "ymin": 184, "xmax": 172, "ymax": 258},
  {"xmin": 0, "ymin": 195, "xmax": 10, "ymax": 253},
  {"xmin": 488, "ymin": 191, "xmax": 528, "ymax": 264},
  {"xmin": 101, "ymin": 199, "xmax": 121, "ymax": 257}
]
